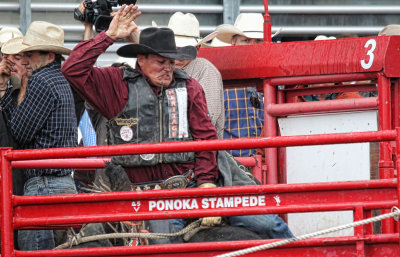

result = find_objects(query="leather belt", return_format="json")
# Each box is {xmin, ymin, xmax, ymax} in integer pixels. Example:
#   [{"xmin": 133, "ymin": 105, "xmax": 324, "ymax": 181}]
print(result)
[{"xmin": 131, "ymin": 170, "xmax": 194, "ymax": 191}]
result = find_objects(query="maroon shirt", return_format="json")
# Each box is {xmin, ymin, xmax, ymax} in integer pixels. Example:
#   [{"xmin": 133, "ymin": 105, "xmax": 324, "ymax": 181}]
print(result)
[{"xmin": 62, "ymin": 31, "xmax": 219, "ymax": 185}]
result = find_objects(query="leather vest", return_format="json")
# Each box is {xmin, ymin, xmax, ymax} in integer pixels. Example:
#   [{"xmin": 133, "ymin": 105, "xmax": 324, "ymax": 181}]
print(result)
[{"xmin": 108, "ymin": 68, "xmax": 195, "ymax": 167}]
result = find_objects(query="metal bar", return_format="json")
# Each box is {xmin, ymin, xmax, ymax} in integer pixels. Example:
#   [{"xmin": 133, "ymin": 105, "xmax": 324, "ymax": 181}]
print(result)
[
  {"xmin": 19, "ymin": 0, "xmax": 31, "ymax": 34},
  {"xmin": 242, "ymin": 5, "xmax": 400, "ymax": 14},
  {"xmin": 0, "ymin": 3, "xmax": 19, "ymax": 11},
  {"xmin": 12, "ymin": 156, "xmax": 261, "ymax": 170},
  {"xmin": 378, "ymin": 74, "xmax": 395, "ymax": 234},
  {"xmin": 223, "ymin": 0, "xmax": 240, "ymax": 25},
  {"xmin": 264, "ymin": 0, "xmax": 272, "ymax": 43},
  {"xmin": 14, "ymin": 179, "xmax": 397, "ymax": 205},
  {"xmin": 354, "ymin": 206, "xmax": 365, "ymax": 256},
  {"xmin": 267, "ymin": 97, "xmax": 378, "ymax": 117},
  {"xmin": 396, "ymin": 127, "xmax": 400, "ymax": 248},
  {"xmin": 0, "ymin": 148, "xmax": 15, "ymax": 257},
  {"xmin": 12, "ymin": 234, "xmax": 400, "ymax": 257},
  {"xmin": 269, "ymin": 73, "xmax": 378, "ymax": 86},
  {"xmin": 264, "ymin": 80, "xmax": 278, "ymax": 184},
  {"xmin": 13, "ymin": 198, "xmax": 398, "ymax": 228},
  {"xmin": 6, "ymin": 130, "xmax": 397, "ymax": 161},
  {"xmin": 30, "ymin": 3, "xmax": 223, "ymax": 13},
  {"xmin": 285, "ymin": 84, "xmax": 377, "ymax": 98},
  {"xmin": 270, "ymin": 26, "xmax": 383, "ymax": 36}
]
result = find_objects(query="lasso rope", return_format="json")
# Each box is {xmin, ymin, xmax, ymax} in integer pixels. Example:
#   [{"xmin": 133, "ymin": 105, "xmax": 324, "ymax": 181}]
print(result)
[
  {"xmin": 55, "ymin": 219, "xmax": 202, "ymax": 249},
  {"xmin": 216, "ymin": 207, "xmax": 400, "ymax": 257}
]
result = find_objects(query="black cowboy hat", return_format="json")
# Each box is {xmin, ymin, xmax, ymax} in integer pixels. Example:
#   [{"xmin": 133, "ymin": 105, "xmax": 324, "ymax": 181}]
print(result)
[{"xmin": 117, "ymin": 27, "xmax": 197, "ymax": 60}]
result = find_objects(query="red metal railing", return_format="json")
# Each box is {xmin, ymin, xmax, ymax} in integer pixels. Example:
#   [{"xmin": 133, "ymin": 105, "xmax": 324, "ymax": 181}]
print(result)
[{"xmin": 1, "ymin": 129, "xmax": 399, "ymax": 256}]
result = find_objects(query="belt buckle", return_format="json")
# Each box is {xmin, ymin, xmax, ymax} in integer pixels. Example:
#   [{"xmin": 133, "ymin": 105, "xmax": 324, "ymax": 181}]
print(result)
[{"xmin": 163, "ymin": 175, "xmax": 189, "ymax": 189}]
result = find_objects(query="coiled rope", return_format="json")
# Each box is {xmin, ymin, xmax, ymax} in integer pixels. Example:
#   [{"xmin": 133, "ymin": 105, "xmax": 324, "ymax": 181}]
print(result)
[
  {"xmin": 55, "ymin": 219, "xmax": 202, "ymax": 249},
  {"xmin": 215, "ymin": 207, "xmax": 400, "ymax": 257}
]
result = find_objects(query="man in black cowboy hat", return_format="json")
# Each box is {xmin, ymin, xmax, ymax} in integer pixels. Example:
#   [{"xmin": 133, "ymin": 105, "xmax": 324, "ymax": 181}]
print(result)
[{"xmin": 62, "ymin": 4, "xmax": 221, "ymax": 238}]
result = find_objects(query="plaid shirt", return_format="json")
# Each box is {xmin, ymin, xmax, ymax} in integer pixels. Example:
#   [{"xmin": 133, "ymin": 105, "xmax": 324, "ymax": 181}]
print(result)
[
  {"xmin": 1, "ymin": 62, "xmax": 77, "ymax": 177},
  {"xmin": 224, "ymin": 87, "xmax": 264, "ymax": 157}
]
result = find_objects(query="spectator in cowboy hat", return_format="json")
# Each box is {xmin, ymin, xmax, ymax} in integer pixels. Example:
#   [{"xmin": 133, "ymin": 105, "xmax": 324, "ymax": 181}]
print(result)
[
  {"xmin": 62, "ymin": 4, "xmax": 221, "ymax": 243},
  {"xmin": 216, "ymin": 13, "xmax": 265, "ymax": 45},
  {"xmin": 215, "ymin": 13, "xmax": 266, "ymax": 157},
  {"xmin": 378, "ymin": 24, "xmax": 400, "ymax": 36},
  {"xmin": 0, "ymin": 21, "xmax": 79, "ymax": 250},
  {"xmin": 0, "ymin": 27, "xmax": 23, "ymax": 50},
  {"xmin": 166, "ymin": 11, "xmax": 225, "ymax": 139}
]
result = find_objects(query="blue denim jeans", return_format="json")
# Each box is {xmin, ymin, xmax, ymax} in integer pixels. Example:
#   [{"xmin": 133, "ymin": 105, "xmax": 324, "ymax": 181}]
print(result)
[
  {"xmin": 228, "ymin": 214, "xmax": 294, "ymax": 239},
  {"xmin": 171, "ymin": 214, "xmax": 293, "ymax": 240},
  {"xmin": 18, "ymin": 175, "xmax": 77, "ymax": 251}
]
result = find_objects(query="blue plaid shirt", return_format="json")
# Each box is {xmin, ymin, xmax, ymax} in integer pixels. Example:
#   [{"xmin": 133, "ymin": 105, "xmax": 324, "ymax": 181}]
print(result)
[
  {"xmin": 0, "ymin": 62, "xmax": 77, "ymax": 177},
  {"xmin": 224, "ymin": 87, "xmax": 264, "ymax": 157}
]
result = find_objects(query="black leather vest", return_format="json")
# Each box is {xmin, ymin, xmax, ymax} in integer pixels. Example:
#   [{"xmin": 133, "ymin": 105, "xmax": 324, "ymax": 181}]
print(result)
[{"xmin": 108, "ymin": 68, "xmax": 195, "ymax": 167}]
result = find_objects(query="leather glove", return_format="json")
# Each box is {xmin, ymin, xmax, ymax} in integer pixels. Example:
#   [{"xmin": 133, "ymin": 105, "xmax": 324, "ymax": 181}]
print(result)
[{"xmin": 198, "ymin": 183, "xmax": 222, "ymax": 226}]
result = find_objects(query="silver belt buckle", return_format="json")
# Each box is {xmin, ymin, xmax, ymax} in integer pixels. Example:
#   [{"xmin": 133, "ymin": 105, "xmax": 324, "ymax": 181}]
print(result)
[{"xmin": 163, "ymin": 175, "xmax": 189, "ymax": 189}]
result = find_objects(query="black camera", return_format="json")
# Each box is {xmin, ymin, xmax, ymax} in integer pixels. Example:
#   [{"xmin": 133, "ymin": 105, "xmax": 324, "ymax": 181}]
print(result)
[{"xmin": 74, "ymin": 0, "xmax": 137, "ymax": 33}]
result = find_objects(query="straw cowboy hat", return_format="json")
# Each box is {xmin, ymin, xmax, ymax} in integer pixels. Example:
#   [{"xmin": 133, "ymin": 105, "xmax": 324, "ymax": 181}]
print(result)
[
  {"xmin": 0, "ymin": 27, "xmax": 23, "ymax": 47},
  {"xmin": 5, "ymin": 21, "xmax": 70, "ymax": 55},
  {"xmin": 167, "ymin": 12, "xmax": 218, "ymax": 47},
  {"xmin": 1, "ymin": 36, "xmax": 24, "ymax": 55},
  {"xmin": 216, "ymin": 13, "xmax": 264, "ymax": 44},
  {"xmin": 378, "ymin": 24, "xmax": 400, "ymax": 36},
  {"xmin": 117, "ymin": 27, "xmax": 197, "ymax": 60}
]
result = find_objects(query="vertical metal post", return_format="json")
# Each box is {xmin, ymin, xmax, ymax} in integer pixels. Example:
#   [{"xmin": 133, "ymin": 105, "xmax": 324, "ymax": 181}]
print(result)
[
  {"xmin": 378, "ymin": 73, "xmax": 395, "ymax": 233},
  {"xmin": 0, "ymin": 148, "xmax": 14, "ymax": 256},
  {"xmin": 263, "ymin": 0, "xmax": 272, "ymax": 43},
  {"xmin": 354, "ymin": 206, "xmax": 365, "ymax": 256},
  {"xmin": 223, "ymin": 0, "xmax": 240, "ymax": 25},
  {"xmin": 396, "ymin": 127, "xmax": 400, "ymax": 248},
  {"xmin": 264, "ymin": 80, "xmax": 278, "ymax": 184},
  {"xmin": 19, "ymin": 0, "xmax": 32, "ymax": 34}
]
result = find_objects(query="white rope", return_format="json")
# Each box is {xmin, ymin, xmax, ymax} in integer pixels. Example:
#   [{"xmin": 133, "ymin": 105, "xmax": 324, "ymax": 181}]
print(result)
[{"xmin": 216, "ymin": 207, "xmax": 400, "ymax": 257}]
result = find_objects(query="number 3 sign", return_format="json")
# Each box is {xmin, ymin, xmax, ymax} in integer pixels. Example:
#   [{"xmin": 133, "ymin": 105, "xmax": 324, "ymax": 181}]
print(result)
[{"xmin": 361, "ymin": 39, "xmax": 377, "ymax": 70}]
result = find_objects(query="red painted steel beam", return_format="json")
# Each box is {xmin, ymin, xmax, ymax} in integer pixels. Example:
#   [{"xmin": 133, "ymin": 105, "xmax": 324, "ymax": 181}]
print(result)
[
  {"xmin": 13, "ymin": 234, "xmax": 400, "ymax": 257},
  {"xmin": 11, "ymin": 158, "xmax": 111, "ymax": 169},
  {"xmin": 5, "ymin": 130, "xmax": 397, "ymax": 161},
  {"xmin": 267, "ymin": 97, "xmax": 378, "ymax": 116},
  {"xmin": 13, "ymin": 180, "xmax": 397, "ymax": 228},
  {"xmin": 12, "ymin": 157, "xmax": 260, "ymax": 170},
  {"xmin": 0, "ymin": 148, "xmax": 15, "ymax": 257},
  {"xmin": 285, "ymin": 84, "xmax": 378, "ymax": 98},
  {"xmin": 198, "ymin": 36, "xmax": 400, "ymax": 80},
  {"xmin": 269, "ymin": 73, "xmax": 378, "ymax": 87}
]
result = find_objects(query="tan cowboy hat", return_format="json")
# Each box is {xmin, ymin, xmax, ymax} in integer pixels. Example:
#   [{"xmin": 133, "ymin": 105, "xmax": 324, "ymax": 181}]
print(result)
[
  {"xmin": 210, "ymin": 37, "xmax": 231, "ymax": 47},
  {"xmin": 11, "ymin": 21, "xmax": 71, "ymax": 55},
  {"xmin": 1, "ymin": 36, "xmax": 24, "ymax": 55},
  {"xmin": 167, "ymin": 12, "xmax": 218, "ymax": 47},
  {"xmin": 0, "ymin": 27, "xmax": 23, "ymax": 47},
  {"xmin": 216, "ymin": 13, "xmax": 264, "ymax": 44},
  {"xmin": 378, "ymin": 24, "xmax": 400, "ymax": 36},
  {"xmin": 314, "ymin": 35, "xmax": 336, "ymax": 40}
]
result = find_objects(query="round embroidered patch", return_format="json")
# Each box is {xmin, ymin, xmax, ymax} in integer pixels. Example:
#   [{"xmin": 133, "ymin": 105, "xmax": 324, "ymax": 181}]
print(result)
[
  {"xmin": 120, "ymin": 126, "xmax": 133, "ymax": 141},
  {"xmin": 140, "ymin": 154, "xmax": 155, "ymax": 161}
]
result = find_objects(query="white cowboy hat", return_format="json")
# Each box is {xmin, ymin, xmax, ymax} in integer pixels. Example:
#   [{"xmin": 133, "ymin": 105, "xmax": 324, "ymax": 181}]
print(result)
[
  {"xmin": 378, "ymin": 24, "xmax": 400, "ymax": 36},
  {"xmin": 0, "ymin": 27, "xmax": 23, "ymax": 47},
  {"xmin": 114, "ymin": 56, "xmax": 137, "ymax": 68},
  {"xmin": 216, "ymin": 13, "xmax": 264, "ymax": 44},
  {"xmin": 9, "ymin": 21, "xmax": 71, "ymax": 55},
  {"xmin": 1, "ymin": 36, "xmax": 24, "ymax": 55},
  {"xmin": 167, "ymin": 12, "xmax": 218, "ymax": 47},
  {"xmin": 314, "ymin": 35, "xmax": 336, "ymax": 40}
]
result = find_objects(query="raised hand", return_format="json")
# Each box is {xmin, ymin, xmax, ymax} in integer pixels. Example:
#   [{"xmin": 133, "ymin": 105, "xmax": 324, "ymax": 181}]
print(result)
[
  {"xmin": 0, "ymin": 58, "xmax": 12, "ymax": 91},
  {"xmin": 106, "ymin": 4, "xmax": 141, "ymax": 41}
]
